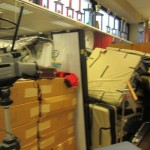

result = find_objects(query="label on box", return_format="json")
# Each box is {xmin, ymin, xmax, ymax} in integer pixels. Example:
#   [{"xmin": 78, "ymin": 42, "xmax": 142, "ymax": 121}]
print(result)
[
  {"xmin": 67, "ymin": 126, "xmax": 74, "ymax": 135},
  {"xmin": 68, "ymin": 112, "xmax": 73, "ymax": 120},
  {"xmin": 41, "ymin": 85, "xmax": 52, "ymax": 94},
  {"xmin": 72, "ymin": 98, "xmax": 76, "ymax": 105},
  {"xmin": 41, "ymin": 136, "xmax": 55, "ymax": 148},
  {"xmin": 31, "ymin": 145, "xmax": 38, "ymax": 150},
  {"xmin": 42, "ymin": 104, "xmax": 51, "ymax": 113},
  {"xmin": 39, "ymin": 120, "xmax": 51, "ymax": 131},
  {"xmin": 22, "ymin": 139, "xmax": 38, "ymax": 150},
  {"xmin": 68, "ymin": 138, "xmax": 73, "ymax": 145},
  {"xmin": 57, "ymin": 144, "xmax": 63, "ymax": 150},
  {"xmin": 30, "ymin": 106, "xmax": 39, "ymax": 117},
  {"xmin": 25, "ymin": 88, "xmax": 37, "ymax": 97},
  {"xmin": 25, "ymin": 127, "xmax": 37, "ymax": 139}
]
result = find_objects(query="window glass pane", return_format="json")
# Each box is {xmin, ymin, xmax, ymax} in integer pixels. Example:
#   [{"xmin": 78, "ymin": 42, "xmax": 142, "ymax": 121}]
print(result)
[
  {"xmin": 61, "ymin": 0, "xmax": 69, "ymax": 6},
  {"xmin": 96, "ymin": 15, "xmax": 103, "ymax": 29},
  {"xmin": 82, "ymin": 0, "xmax": 92, "ymax": 23},
  {"xmin": 49, "ymin": 0, "xmax": 55, "ymax": 11},
  {"xmin": 49, "ymin": 0, "xmax": 93, "ymax": 21},
  {"xmin": 61, "ymin": 0, "xmax": 68, "ymax": 16},
  {"xmin": 81, "ymin": 0, "xmax": 89, "ymax": 10},
  {"xmin": 49, "ymin": 0, "xmax": 68, "ymax": 16},
  {"xmin": 110, "ymin": 16, "xmax": 114, "ymax": 29},
  {"xmin": 100, "ymin": 9, "xmax": 108, "ymax": 32},
  {"xmin": 72, "ymin": 0, "xmax": 79, "ymax": 11},
  {"xmin": 115, "ymin": 19, "xmax": 119, "ymax": 30},
  {"xmin": 42, "ymin": 0, "xmax": 48, "ymax": 8}
]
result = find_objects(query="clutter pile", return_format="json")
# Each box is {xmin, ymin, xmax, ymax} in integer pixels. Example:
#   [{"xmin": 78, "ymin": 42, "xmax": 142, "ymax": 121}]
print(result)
[{"xmin": 87, "ymin": 47, "xmax": 150, "ymax": 149}]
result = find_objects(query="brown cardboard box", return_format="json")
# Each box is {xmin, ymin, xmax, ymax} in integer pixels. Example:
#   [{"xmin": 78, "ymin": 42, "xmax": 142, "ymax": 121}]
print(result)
[
  {"xmin": 38, "ymin": 109, "xmax": 74, "ymax": 137},
  {"xmin": 38, "ymin": 78, "xmax": 76, "ymax": 98},
  {"xmin": 22, "ymin": 139, "xmax": 38, "ymax": 150},
  {"xmin": 0, "ymin": 121, "xmax": 37, "ymax": 147},
  {"xmin": 39, "ymin": 124, "xmax": 74, "ymax": 150},
  {"xmin": 41, "ymin": 94, "xmax": 76, "ymax": 117},
  {"xmin": 10, "ymin": 79, "xmax": 38, "ymax": 106},
  {"xmin": 0, "ymin": 101, "xmax": 39, "ymax": 128},
  {"xmin": 55, "ymin": 137, "xmax": 75, "ymax": 150}
]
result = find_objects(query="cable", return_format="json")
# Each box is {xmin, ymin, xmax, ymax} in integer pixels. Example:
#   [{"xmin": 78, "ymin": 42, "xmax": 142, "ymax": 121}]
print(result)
[
  {"xmin": 0, "ymin": 18, "xmax": 17, "ymax": 30},
  {"xmin": 11, "ymin": 6, "xmax": 24, "ymax": 52}
]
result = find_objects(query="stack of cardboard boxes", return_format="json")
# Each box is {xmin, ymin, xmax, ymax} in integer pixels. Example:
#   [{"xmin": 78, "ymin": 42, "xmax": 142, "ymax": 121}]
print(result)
[
  {"xmin": 38, "ymin": 78, "xmax": 77, "ymax": 150},
  {"xmin": 0, "ymin": 78, "xmax": 77, "ymax": 150},
  {"xmin": 0, "ymin": 79, "xmax": 39, "ymax": 149}
]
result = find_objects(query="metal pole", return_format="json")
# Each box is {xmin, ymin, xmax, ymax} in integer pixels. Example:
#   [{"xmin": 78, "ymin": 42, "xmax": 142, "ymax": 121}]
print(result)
[{"xmin": 3, "ymin": 106, "xmax": 12, "ymax": 139}]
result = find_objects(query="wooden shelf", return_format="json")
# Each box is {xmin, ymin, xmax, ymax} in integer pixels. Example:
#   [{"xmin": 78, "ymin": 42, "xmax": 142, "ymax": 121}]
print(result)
[{"xmin": 0, "ymin": 0, "xmax": 132, "ymax": 44}]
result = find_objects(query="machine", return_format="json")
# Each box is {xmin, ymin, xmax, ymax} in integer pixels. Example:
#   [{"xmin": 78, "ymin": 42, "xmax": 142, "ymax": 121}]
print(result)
[{"xmin": 0, "ymin": 5, "xmax": 39, "ymax": 150}]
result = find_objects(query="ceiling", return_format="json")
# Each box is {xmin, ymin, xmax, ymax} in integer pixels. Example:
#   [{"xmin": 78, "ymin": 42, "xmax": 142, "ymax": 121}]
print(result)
[{"xmin": 97, "ymin": 0, "xmax": 150, "ymax": 24}]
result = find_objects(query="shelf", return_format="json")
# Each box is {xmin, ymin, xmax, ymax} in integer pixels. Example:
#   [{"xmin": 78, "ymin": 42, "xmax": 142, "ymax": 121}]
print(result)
[{"xmin": 0, "ymin": 0, "xmax": 132, "ymax": 44}]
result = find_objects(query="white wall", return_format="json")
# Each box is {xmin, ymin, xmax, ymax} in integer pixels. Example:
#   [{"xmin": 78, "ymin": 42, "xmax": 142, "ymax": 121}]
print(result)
[{"xmin": 53, "ymin": 32, "xmax": 87, "ymax": 150}]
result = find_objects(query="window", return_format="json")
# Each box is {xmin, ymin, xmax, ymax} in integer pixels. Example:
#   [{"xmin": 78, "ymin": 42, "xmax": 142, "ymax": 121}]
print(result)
[
  {"xmin": 100, "ymin": 9, "xmax": 108, "ymax": 32},
  {"xmin": 115, "ymin": 18, "xmax": 120, "ymax": 36},
  {"xmin": 39, "ymin": 0, "xmax": 50, "ymax": 8},
  {"xmin": 99, "ymin": 9, "xmax": 123, "ymax": 36},
  {"xmin": 49, "ymin": 0, "xmax": 55, "ymax": 11},
  {"xmin": 38, "ymin": 0, "xmax": 129, "ymax": 39},
  {"xmin": 49, "ymin": 0, "xmax": 83, "ymax": 19}
]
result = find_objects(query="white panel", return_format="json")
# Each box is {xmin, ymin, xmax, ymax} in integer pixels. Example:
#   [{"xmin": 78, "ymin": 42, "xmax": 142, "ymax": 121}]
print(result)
[
  {"xmin": 87, "ymin": 48, "xmax": 141, "ymax": 106},
  {"xmin": 53, "ymin": 32, "xmax": 86, "ymax": 150}
]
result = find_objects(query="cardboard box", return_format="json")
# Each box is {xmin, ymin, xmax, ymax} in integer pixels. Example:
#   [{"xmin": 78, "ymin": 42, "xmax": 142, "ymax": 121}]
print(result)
[
  {"xmin": 0, "ymin": 101, "xmax": 39, "ymax": 128},
  {"xmin": 10, "ymin": 79, "xmax": 38, "ymax": 106},
  {"xmin": 41, "ymin": 94, "xmax": 76, "ymax": 117},
  {"xmin": 38, "ymin": 78, "xmax": 76, "ymax": 98},
  {"xmin": 0, "ymin": 121, "xmax": 37, "ymax": 147},
  {"xmin": 38, "ymin": 109, "xmax": 74, "ymax": 137},
  {"xmin": 22, "ymin": 139, "xmax": 38, "ymax": 150},
  {"xmin": 55, "ymin": 137, "xmax": 75, "ymax": 150},
  {"xmin": 39, "ymin": 124, "xmax": 74, "ymax": 150}
]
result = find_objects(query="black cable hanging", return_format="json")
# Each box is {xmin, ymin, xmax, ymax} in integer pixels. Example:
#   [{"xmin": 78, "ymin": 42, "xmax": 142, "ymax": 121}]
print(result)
[
  {"xmin": 0, "ymin": 18, "xmax": 17, "ymax": 30},
  {"xmin": 0, "ymin": 5, "xmax": 24, "ymax": 52}
]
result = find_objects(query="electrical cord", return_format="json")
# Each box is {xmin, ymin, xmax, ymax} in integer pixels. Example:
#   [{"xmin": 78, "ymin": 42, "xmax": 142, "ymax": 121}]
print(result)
[{"xmin": 0, "ymin": 18, "xmax": 17, "ymax": 30}]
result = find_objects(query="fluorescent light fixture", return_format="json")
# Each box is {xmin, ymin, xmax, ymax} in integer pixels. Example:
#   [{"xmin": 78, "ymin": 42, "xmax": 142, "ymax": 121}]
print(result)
[
  {"xmin": 20, "ymin": 27, "xmax": 36, "ymax": 32},
  {"xmin": 51, "ymin": 21, "xmax": 74, "ymax": 27},
  {"xmin": 0, "ymin": 3, "xmax": 32, "ymax": 14}
]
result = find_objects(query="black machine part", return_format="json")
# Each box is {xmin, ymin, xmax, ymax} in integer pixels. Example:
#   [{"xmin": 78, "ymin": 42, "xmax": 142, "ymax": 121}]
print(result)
[
  {"xmin": 132, "ymin": 122, "xmax": 150, "ymax": 145},
  {"xmin": 0, "ymin": 4, "xmax": 26, "ymax": 150},
  {"xmin": 0, "ymin": 87, "xmax": 20, "ymax": 150},
  {"xmin": 0, "ymin": 135, "xmax": 20, "ymax": 150},
  {"xmin": 0, "ymin": 53, "xmax": 39, "ymax": 87}
]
